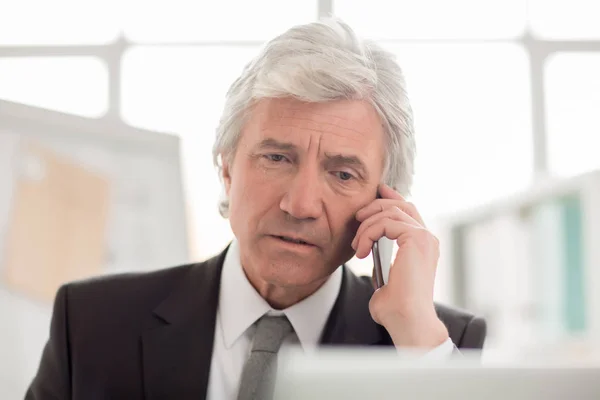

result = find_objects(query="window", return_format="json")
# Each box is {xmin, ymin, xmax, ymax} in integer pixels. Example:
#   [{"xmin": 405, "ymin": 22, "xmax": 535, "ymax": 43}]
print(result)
[
  {"xmin": 529, "ymin": 0, "xmax": 600, "ymax": 39},
  {"xmin": 0, "ymin": 57, "xmax": 108, "ymax": 117},
  {"xmin": 545, "ymin": 53, "xmax": 600, "ymax": 176},
  {"xmin": 122, "ymin": 0, "xmax": 317, "ymax": 42},
  {"xmin": 335, "ymin": 0, "xmax": 526, "ymax": 39},
  {"xmin": 0, "ymin": 0, "xmax": 120, "ymax": 45}
]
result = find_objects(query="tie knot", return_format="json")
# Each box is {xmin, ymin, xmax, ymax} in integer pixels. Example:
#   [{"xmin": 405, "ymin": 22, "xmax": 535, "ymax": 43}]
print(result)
[{"xmin": 251, "ymin": 315, "xmax": 293, "ymax": 353}]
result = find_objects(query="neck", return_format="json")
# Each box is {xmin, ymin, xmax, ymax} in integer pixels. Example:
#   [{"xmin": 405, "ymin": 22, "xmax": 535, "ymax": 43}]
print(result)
[{"xmin": 242, "ymin": 268, "xmax": 329, "ymax": 309}]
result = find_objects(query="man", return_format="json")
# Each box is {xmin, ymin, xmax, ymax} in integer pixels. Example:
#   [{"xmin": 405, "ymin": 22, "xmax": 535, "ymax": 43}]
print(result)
[{"xmin": 26, "ymin": 19, "xmax": 485, "ymax": 400}]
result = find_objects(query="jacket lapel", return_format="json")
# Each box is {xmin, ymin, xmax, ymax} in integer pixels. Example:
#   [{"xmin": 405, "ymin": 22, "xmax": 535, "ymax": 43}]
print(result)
[
  {"xmin": 320, "ymin": 266, "xmax": 387, "ymax": 346},
  {"xmin": 141, "ymin": 248, "xmax": 228, "ymax": 400}
]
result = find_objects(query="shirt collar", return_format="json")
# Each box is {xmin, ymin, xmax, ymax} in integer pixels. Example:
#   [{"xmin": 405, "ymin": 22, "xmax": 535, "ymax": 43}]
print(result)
[{"xmin": 218, "ymin": 239, "xmax": 343, "ymax": 350}]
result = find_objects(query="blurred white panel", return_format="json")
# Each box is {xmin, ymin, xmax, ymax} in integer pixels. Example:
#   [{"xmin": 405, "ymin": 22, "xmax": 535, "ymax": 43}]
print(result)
[
  {"xmin": 0, "ymin": 0, "xmax": 120, "ymax": 45},
  {"xmin": 0, "ymin": 57, "xmax": 109, "ymax": 117},
  {"xmin": 387, "ymin": 43, "xmax": 533, "ymax": 218},
  {"xmin": 121, "ymin": 46, "xmax": 258, "ymax": 258},
  {"xmin": 0, "ymin": 288, "xmax": 52, "ymax": 397},
  {"xmin": 529, "ymin": 0, "xmax": 600, "ymax": 39},
  {"xmin": 545, "ymin": 53, "xmax": 600, "ymax": 177},
  {"xmin": 122, "ymin": 0, "xmax": 316, "ymax": 43},
  {"xmin": 461, "ymin": 213, "xmax": 538, "ymax": 349},
  {"xmin": 334, "ymin": 0, "xmax": 526, "ymax": 39}
]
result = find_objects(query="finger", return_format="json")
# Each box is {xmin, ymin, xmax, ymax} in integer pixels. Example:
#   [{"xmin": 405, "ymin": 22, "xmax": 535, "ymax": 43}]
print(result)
[
  {"xmin": 378, "ymin": 184, "xmax": 426, "ymax": 227},
  {"xmin": 399, "ymin": 200, "xmax": 426, "ymax": 228},
  {"xmin": 356, "ymin": 199, "xmax": 424, "ymax": 227},
  {"xmin": 352, "ymin": 206, "xmax": 419, "ymax": 250},
  {"xmin": 377, "ymin": 183, "xmax": 404, "ymax": 201},
  {"xmin": 355, "ymin": 219, "xmax": 418, "ymax": 259}
]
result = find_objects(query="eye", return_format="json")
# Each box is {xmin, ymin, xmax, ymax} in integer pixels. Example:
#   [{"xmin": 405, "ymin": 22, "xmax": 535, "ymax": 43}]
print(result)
[
  {"xmin": 334, "ymin": 171, "xmax": 355, "ymax": 181},
  {"xmin": 264, "ymin": 154, "xmax": 287, "ymax": 163}
]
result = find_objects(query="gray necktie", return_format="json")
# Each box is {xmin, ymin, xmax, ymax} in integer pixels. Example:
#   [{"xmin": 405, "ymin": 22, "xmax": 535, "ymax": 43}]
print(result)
[{"xmin": 237, "ymin": 315, "xmax": 293, "ymax": 400}]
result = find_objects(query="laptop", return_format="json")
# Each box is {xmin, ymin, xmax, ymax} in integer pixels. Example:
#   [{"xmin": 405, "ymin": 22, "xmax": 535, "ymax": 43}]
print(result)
[{"xmin": 274, "ymin": 347, "xmax": 600, "ymax": 400}]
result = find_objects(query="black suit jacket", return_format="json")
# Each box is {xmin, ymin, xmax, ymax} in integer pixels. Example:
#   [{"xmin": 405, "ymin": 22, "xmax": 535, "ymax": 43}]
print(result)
[{"xmin": 26, "ymin": 247, "xmax": 486, "ymax": 400}]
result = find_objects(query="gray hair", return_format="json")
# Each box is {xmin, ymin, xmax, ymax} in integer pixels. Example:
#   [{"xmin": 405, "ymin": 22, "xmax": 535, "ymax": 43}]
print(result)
[{"xmin": 212, "ymin": 18, "xmax": 416, "ymax": 218}]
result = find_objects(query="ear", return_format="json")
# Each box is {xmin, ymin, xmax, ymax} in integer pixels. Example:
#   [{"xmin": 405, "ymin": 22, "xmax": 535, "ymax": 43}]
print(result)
[{"xmin": 221, "ymin": 155, "xmax": 232, "ymax": 196}]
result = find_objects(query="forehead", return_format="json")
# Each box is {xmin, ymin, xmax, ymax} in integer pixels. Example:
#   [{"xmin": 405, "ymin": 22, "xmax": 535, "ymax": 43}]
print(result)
[{"xmin": 245, "ymin": 98, "xmax": 385, "ymax": 149}]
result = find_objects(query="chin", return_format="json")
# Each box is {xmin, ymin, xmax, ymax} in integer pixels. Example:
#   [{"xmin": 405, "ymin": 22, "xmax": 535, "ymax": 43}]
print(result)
[{"xmin": 258, "ymin": 260, "xmax": 330, "ymax": 289}]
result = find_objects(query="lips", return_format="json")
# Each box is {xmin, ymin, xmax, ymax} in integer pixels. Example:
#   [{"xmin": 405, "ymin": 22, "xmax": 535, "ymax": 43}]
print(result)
[{"xmin": 273, "ymin": 235, "xmax": 314, "ymax": 246}]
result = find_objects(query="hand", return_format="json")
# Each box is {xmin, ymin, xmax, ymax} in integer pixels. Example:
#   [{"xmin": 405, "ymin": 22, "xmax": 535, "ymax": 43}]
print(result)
[{"xmin": 351, "ymin": 184, "xmax": 449, "ymax": 349}]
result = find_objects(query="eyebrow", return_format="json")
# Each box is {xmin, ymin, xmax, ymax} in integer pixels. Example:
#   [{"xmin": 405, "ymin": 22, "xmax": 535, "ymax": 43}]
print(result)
[{"xmin": 256, "ymin": 138, "xmax": 297, "ymax": 152}]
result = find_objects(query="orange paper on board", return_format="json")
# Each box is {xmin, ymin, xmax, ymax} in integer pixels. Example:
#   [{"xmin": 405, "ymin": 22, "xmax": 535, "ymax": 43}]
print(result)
[{"xmin": 2, "ymin": 141, "xmax": 110, "ymax": 302}]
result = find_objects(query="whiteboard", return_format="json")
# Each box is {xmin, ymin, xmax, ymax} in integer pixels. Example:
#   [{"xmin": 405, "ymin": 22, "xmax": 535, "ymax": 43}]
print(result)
[{"xmin": 0, "ymin": 100, "xmax": 190, "ymax": 282}]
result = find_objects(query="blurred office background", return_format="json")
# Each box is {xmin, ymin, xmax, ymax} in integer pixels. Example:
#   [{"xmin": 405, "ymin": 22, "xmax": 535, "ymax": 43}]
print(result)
[{"xmin": 1, "ymin": 0, "xmax": 600, "ymax": 397}]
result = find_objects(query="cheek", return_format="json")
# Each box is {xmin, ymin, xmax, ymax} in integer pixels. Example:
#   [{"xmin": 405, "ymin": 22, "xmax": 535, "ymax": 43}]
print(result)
[
  {"xmin": 229, "ymin": 161, "xmax": 281, "ymax": 220},
  {"xmin": 227, "ymin": 162, "xmax": 257, "ymax": 232},
  {"xmin": 229, "ymin": 158, "xmax": 260, "ymax": 202},
  {"xmin": 340, "ymin": 217, "xmax": 360, "ymax": 248},
  {"xmin": 329, "ymin": 205, "xmax": 361, "ymax": 246}
]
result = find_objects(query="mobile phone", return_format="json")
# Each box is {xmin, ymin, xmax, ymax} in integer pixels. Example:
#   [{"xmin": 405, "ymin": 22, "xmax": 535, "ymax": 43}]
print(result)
[{"xmin": 372, "ymin": 193, "xmax": 394, "ymax": 289}]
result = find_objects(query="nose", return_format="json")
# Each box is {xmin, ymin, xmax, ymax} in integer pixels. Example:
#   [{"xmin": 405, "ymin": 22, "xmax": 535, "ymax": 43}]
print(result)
[{"xmin": 279, "ymin": 165, "xmax": 324, "ymax": 220}]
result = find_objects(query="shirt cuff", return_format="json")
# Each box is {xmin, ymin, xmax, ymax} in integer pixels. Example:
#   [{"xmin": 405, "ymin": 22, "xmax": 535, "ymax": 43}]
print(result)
[{"xmin": 420, "ymin": 337, "xmax": 455, "ymax": 360}]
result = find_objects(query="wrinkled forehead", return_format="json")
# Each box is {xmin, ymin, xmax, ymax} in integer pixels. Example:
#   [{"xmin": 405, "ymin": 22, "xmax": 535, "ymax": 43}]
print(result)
[{"xmin": 245, "ymin": 98, "xmax": 385, "ymax": 148}]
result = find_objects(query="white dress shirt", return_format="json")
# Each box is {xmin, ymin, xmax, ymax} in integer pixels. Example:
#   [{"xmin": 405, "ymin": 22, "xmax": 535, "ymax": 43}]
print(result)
[{"xmin": 206, "ymin": 239, "xmax": 453, "ymax": 400}]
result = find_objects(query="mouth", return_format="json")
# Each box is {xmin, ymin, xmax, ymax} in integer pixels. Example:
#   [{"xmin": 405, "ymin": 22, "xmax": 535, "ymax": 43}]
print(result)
[{"xmin": 271, "ymin": 235, "xmax": 315, "ymax": 247}]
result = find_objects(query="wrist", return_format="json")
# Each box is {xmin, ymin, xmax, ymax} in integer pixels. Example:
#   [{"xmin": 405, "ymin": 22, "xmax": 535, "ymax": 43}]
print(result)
[{"xmin": 383, "ymin": 312, "xmax": 449, "ymax": 349}]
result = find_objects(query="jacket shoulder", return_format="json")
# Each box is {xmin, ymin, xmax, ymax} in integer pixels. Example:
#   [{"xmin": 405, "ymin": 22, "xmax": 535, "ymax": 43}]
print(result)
[
  {"xmin": 65, "ymin": 262, "xmax": 199, "ymax": 306},
  {"xmin": 59, "ymin": 258, "xmax": 221, "ymax": 335},
  {"xmin": 434, "ymin": 303, "xmax": 486, "ymax": 349}
]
